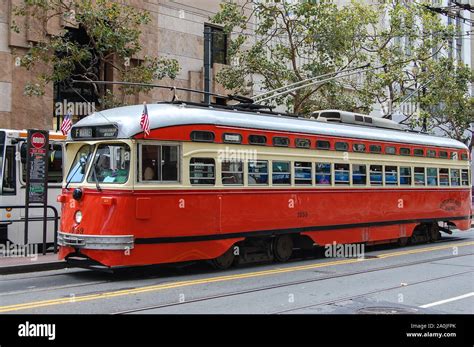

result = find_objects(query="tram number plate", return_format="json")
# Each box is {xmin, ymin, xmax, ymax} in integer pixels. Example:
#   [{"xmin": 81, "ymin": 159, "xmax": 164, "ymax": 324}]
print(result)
[{"xmin": 297, "ymin": 211, "xmax": 308, "ymax": 218}]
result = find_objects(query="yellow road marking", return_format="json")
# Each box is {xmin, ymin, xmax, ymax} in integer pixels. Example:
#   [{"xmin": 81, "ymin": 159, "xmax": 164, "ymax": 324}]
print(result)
[{"xmin": 1, "ymin": 240, "xmax": 473, "ymax": 313}]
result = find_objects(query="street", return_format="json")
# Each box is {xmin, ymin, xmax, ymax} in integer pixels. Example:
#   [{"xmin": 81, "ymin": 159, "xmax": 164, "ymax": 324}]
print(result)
[{"xmin": 1, "ymin": 229, "xmax": 473, "ymax": 315}]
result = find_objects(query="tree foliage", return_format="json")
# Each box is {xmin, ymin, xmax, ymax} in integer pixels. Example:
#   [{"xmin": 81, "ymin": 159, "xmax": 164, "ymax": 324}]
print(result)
[
  {"xmin": 12, "ymin": 0, "xmax": 180, "ymax": 108},
  {"xmin": 212, "ymin": 0, "xmax": 473, "ymax": 146}
]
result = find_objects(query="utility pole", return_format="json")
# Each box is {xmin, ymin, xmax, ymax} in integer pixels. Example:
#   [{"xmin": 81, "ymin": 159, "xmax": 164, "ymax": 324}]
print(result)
[{"xmin": 204, "ymin": 26, "xmax": 212, "ymax": 105}]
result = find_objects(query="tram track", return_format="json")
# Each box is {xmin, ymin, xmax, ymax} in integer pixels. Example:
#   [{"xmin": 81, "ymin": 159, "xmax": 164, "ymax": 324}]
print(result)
[{"xmin": 111, "ymin": 252, "xmax": 474, "ymax": 314}]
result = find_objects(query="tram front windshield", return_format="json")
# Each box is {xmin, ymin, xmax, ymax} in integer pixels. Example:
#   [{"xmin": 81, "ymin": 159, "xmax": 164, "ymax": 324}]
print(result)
[{"xmin": 66, "ymin": 143, "xmax": 131, "ymax": 185}]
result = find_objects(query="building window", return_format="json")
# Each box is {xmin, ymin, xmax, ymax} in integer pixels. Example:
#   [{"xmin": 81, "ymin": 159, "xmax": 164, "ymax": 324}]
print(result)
[
  {"xmin": 352, "ymin": 164, "xmax": 367, "ymax": 185},
  {"xmin": 205, "ymin": 24, "xmax": 227, "ymax": 65},
  {"xmin": 248, "ymin": 160, "xmax": 268, "ymax": 185},
  {"xmin": 222, "ymin": 161, "xmax": 243, "ymax": 185},
  {"xmin": 294, "ymin": 162, "xmax": 312, "ymax": 185},
  {"xmin": 190, "ymin": 158, "xmax": 215, "ymax": 185},
  {"xmin": 315, "ymin": 163, "xmax": 331, "ymax": 185},
  {"xmin": 400, "ymin": 167, "xmax": 412, "ymax": 185},
  {"xmin": 334, "ymin": 163, "xmax": 350, "ymax": 185},
  {"xmin": 272, "ymin": 161, "xmax": 291, "ymax": 185}
]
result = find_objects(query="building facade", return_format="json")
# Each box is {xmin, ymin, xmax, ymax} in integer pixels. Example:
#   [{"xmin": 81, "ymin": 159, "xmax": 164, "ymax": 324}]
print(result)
[{"xmin": 0, "ymin": 0, "xmax": 234, "ymax": 131}]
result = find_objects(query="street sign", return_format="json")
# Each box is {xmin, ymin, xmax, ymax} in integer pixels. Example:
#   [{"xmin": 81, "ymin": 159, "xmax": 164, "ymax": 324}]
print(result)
[{"xmin": 24, "ymin": 130, "xmax": 49, "ymax": 249}]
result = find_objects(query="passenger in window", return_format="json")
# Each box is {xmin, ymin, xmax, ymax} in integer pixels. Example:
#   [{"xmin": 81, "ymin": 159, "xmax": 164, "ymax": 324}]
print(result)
[{"xmin": 143, "ymin": 159, "xmax": 157, "ymax": 181}]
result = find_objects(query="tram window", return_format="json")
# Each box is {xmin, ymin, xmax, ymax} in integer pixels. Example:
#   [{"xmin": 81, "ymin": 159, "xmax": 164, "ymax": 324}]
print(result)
[
  {"xmin": 439, "ymin": 151, "xmax": 448, "ymax": 159},
  {"xmin": 2, "ymin": 146, "xmax": 16, "ymax": 195},
  {"xmin": 190, "ymin": 158, "xmax": 215, "ymax": 185},
  {"xmin": 248, "ymin": 135, "xmax": 267, "ymax": 145},
  {"xmin": 400, "ymin": 148, "xmax": 411, "ymax": 156},
  {"xmin": 272, "ymin": 161, "xmax": 291, "ymax": 185},
  {"xmin": 353, "ymin": 144, "xmax": 366, "ymax": 153},
  {"xmin": 461, "ymin": 153, "xmax": 468, "ymax": 161},
  {"xmin": 385, "ymin": 166, "xmax": 398, "ymax": 185},
  {"xmin": 315, "ymin": 163, "xmax": 331, "ymax": 185},
  {"xmin": 87, "ymin": 144, "xmax": 131, "ymax": 184},
  {"xmin": 273, "ymin": 137, "xmax": 289, "ymax": 147},
  {"xmin": 222, "ymin": 161, "xmax": 243, "ymax": 185},
  {"xmin": 334, "ymin": 163, "xmax": 350, "ymax": 185},
  {"xmin": 352, "ymin": 164, "xmax": 367, "ymax": 185},
  {"xmin": 190, "ymin": 131, "xmax": 215, "ymax": 143},
  {"xmin": 140, "ymin": 145, "xmax": 179, "ymax": 182},
  {"xmin": 399, "ymin": 167, "xmax": 412, "ymax": 185},
  {"xmin": 294, "ymin": 162, "xmax": 312, "ymax": 185},
  {"xmin": 369, "ymin": 165, "xmax": 383, "ymax": 185},
  {"xmin": 450, "ymin": 169, "xmax": 460, "ymax": 186},
  {"xmin": 461, "ymin": 169, "xmax": 469, "ymax": 186},
  {"xmin": 439, "ymin": 168, "xmax": 449, "ymax": 186},
  {"xmin": 414, "ymin": 149, "xmax": 424, "ymax": 157},
  {"xmin": 295, "ymin": 138, "xmax": 311, "ymax": 149},
  {"xmin": 335, "ymin": 142, "xmax": 348, "ymax": 151},
  {"xmin": 427, "ymin": 150, "xmax": 436, "ymax": 158},
  {"xmin": 66, "ymin": 145, "xmax": 94, "ymax": 183},
  {"xmin": 316, "ymin": 140, "xmax": 330, "ymax": 150},
  {"xmin": 385, "ymin": 146, "xmax": 396, "ymax": 155},
  {"xmin": 369, "ymin": 145, "xmax": 382, "ymax": 154},
  {"xmin": 222, "ymin": 133, "xmax": 242, "ymax": 144},
  {"xmin": 427, "ymin": 168, "xmax": 438, "ymax": 186},
  {"xmin": 451, "ymin": 152, "xmax": 458, "ymax": 160},
  {"xmin": 355, "ymin": 115, "xmax": 364, "ymax": 122},
  {"xmin": 414, "ymin": 167, "xmax": 425, "ymax": 186},
  {"xmin": 248, "ymin": 160, "xmax": 268, "ymax": 185}
]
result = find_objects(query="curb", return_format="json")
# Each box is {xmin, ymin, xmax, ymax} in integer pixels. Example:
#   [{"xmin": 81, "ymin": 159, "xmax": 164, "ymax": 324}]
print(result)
[{"xmin": 0, "ymin": 261, "xmax": 66, "ymax": 275}]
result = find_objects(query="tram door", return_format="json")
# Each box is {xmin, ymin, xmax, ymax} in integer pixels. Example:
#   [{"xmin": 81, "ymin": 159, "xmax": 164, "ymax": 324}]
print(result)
[{"xmin": 0, "ymin": 132, "xmax": 64, "ymax": 246}]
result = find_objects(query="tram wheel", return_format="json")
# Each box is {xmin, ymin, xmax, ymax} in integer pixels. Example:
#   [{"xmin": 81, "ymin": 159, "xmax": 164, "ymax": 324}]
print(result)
[
  {"xmin": 398, "ymin": 237, "xmax": 409, "ymax": 247},
  {"xmin": 210, "ymin": 247, "xmax": 235, "ymax": 270},
  {"xmin": 272, "ymin": 235, "xmax": 293, "ymax": 262},
  {"xmin": 429, "ymin": 224, "xmax": 441, "ymax": 242}
]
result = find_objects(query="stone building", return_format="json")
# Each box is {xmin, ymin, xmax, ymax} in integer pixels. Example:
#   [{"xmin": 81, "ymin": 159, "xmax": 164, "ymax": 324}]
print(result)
[{"xmin": 0, "ymin": 0, "xmax": 234, "ymax": 131}]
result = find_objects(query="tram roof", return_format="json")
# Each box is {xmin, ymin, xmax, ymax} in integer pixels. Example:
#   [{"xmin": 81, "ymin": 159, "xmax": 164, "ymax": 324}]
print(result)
[{"xmin": 70, "ymin": 103, "xmax": 468, "ymax": 150}]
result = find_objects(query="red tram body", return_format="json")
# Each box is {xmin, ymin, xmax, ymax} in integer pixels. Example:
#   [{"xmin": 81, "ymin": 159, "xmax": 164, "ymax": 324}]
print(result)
[{"xmin": 57, "ymin": 104, "xmax": 472, "ymax": 269}]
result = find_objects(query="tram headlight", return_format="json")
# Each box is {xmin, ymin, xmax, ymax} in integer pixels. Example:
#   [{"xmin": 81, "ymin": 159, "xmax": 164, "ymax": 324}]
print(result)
[{"xmin": 74, "ymin": 210, "xmax": 83, "ymax": 224}]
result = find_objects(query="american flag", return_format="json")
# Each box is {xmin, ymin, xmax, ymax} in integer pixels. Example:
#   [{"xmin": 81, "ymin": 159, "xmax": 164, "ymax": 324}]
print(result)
[
  {"xmin": 60, "ymin": 113, "xmax": 73, "ymax": 135},
  {"xmin": 140, "ymin": 102, "xmax": 150, "ymax": 136}
]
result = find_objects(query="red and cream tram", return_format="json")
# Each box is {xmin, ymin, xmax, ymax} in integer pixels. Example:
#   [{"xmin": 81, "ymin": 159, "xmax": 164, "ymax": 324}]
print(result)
[{"xmin": 57, "ymin": 103, "xmax": 472, "ymax": 269}]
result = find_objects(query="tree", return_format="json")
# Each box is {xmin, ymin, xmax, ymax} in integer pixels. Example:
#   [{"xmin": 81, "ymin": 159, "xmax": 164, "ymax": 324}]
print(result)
[
  {"xmin": 211, "ymin": 0, "xmax": 379, "ymax": 114},
  {"xmin": 12, "ymin": 0, "xmax": 180, "ymax": 109}
]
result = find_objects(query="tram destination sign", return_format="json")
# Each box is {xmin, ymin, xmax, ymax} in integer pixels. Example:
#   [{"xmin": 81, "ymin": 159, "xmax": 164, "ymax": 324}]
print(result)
[
  {"xmin": 26, "ymin": 130, "xmax": 49, "ymax": 203},
  {"xmin": 71, "ymin": 125, "xmax": 118, "ymax": 139}
]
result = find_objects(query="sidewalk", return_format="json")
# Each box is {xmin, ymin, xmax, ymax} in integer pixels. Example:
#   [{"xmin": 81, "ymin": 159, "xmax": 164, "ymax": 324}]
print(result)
[{"xmin": 0, "ymin": 253, "xmax": 66, "ymax": 275}]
